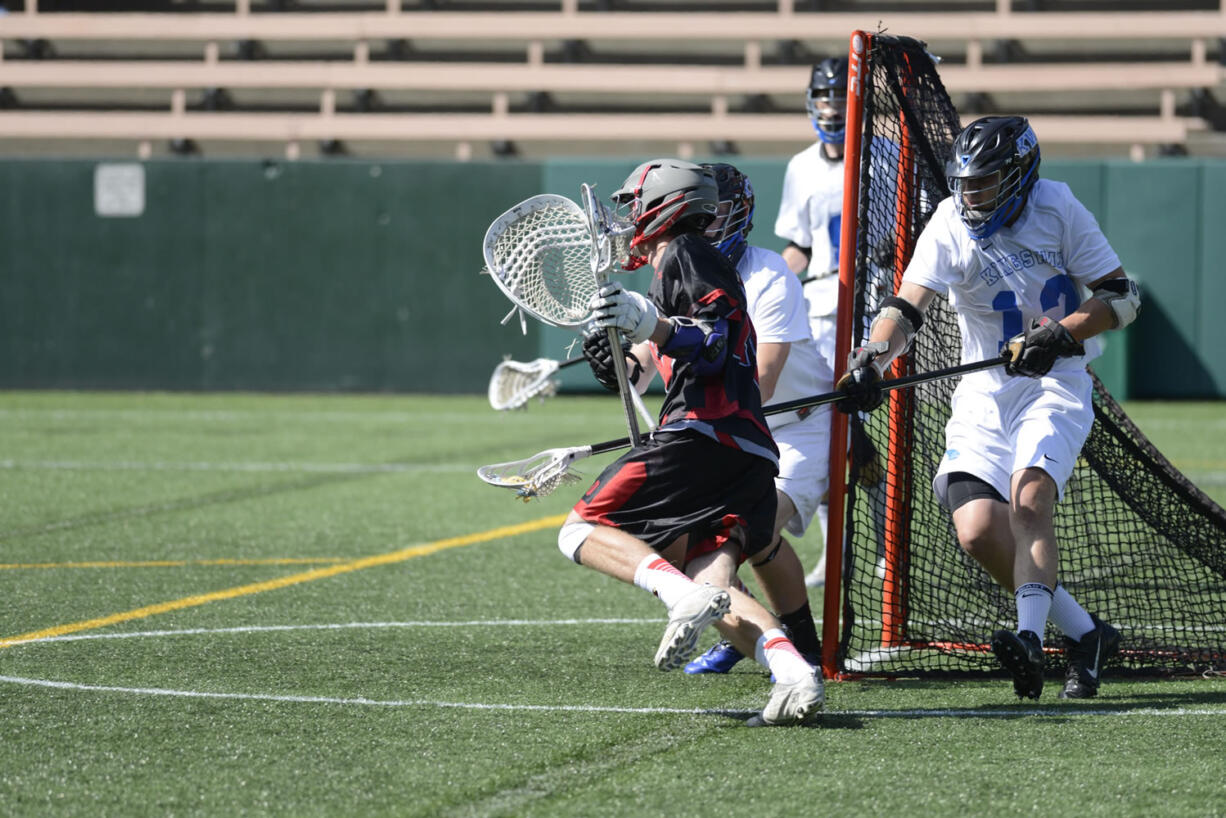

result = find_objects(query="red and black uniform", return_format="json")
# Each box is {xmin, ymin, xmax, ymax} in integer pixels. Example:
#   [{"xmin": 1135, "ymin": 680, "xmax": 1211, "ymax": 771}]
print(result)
[{"xmin": 573, "ymin": 234, "xmax": 779, "ymax": 558}]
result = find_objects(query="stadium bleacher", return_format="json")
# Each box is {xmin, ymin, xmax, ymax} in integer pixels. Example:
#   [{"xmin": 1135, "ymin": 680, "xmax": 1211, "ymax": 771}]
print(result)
[{"xmin": 0, "ymin": 0, "xmax": 1223, "ymax": 159}]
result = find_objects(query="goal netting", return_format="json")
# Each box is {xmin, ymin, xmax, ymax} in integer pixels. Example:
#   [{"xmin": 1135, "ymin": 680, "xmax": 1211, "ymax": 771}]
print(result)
[{"xmin": 836, "ymin": 32, "xmax": 1226, "ymax": 677}]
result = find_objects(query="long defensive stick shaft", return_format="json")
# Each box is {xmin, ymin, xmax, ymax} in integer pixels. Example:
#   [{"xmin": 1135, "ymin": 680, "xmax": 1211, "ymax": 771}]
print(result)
[{"xmin": 575, "ymin": 355, "xmax": 1007, "ymax": 457}]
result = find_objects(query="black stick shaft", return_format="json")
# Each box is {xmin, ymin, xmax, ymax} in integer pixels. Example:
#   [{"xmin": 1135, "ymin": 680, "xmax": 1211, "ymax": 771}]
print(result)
[{"xmin": 584, "ymin": 356, "xmax": 1005, "ymax": 456}]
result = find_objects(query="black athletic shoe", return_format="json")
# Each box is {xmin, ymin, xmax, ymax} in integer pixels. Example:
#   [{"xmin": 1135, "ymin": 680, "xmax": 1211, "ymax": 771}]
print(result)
[
  {"xmin": 1059, "ymin": 615, "xmax": 1121, "ymax": 700},
  {"xmin": 991, "ymin": 629, "xmax": 1045, "ymax": 700}
]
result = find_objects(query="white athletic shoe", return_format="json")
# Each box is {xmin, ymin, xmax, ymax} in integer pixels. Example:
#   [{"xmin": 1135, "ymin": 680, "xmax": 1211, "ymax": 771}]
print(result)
[
  {"xmin": 747, "ymin": 672, "xmax": 825, "ymax": 727},
  {"xmin": 654, "ymin": 584, "xmax": 731, "ymax": 671}
]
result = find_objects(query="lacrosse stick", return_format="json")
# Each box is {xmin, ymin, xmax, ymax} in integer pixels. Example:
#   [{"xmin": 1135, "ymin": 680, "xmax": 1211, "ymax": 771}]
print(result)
[
  {"xmin": 487, "ymin": 354, "xmax": 658, "ymax": 430},
  {"xmin": 478, "ymin": 354, "xmax": 1008, "ymax": 499},
  {"xmin": 481, "ymin": 189, "xmax": 645, "ymax": 445}
]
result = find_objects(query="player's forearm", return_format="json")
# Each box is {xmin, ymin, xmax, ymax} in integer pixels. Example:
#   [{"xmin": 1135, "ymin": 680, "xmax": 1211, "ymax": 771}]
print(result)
[
  {"xmin": 755, "ymin": 342, "xmax": 790, "ymax": 402},
  {"xmin": 1059, "ymin": 298, "xmax": 1118, "ymax": 344}
]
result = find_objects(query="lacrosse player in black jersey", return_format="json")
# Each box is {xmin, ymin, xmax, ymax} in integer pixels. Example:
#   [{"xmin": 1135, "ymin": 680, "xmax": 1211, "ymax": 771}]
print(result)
[{"xmin": 558, "ymin": 158, "xmax": 823, "ymax": 726}]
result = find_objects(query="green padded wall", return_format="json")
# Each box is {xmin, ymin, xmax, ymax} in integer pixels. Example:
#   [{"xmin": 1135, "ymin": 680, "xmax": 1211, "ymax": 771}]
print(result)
[
  {"xmin": 0, "ymin": 157, "xmax": 1221, "ymax": 398},
  {"xmin": 0, "ymin": 159, "xmax": 541, "ymax": 392}
]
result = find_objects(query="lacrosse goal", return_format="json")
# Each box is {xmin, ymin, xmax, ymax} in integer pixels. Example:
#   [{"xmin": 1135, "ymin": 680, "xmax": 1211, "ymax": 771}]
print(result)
[{"xmin": 829, "ymin": 32, "xmax": 1226, "ymax": 678}]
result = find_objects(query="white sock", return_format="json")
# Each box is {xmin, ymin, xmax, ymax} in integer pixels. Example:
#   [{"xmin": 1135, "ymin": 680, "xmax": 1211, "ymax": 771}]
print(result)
[
  {"xmin": 1015, "ymin": 582, "xmax": 1054, "ymax": 644},
  {"xmin": 1049, "ymin": 583, "xmax": 1096, "ymax": 642},
  {"xmin": 632, "ymin": 554, "xmax": 694, "ymax": 609},
  {"xmin": 754, "ymin": 627, "xmax": 814, "ymax": 685}
]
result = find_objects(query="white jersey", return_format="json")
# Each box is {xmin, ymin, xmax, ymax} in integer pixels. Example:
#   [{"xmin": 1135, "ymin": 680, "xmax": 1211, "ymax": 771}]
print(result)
[
  {"xmin": 775, "ymin": 142, "xmax": 844, "ymax": 319},
  {"xmin": 738, "ymin": 244, "xmax": 833, "ymax": 537},
  {"xmin": 904, "ymin": 178, "xmax": 1121, "ymax": 391},
  {"xmin": 737, "ymin": 245, "xmax": 834, "ymax": 430}
]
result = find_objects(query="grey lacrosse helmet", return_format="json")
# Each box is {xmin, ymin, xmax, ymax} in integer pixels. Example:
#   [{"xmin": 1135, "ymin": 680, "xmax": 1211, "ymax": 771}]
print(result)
[{"xmin": 611, "ymin": 158, "xmax": 719, "ymax": 267}]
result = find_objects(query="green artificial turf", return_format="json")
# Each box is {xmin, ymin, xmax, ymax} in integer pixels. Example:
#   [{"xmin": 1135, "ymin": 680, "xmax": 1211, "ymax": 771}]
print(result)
[{"xmin": 1, "ymin": 391, "xmax": 1223, "ymax": 817}]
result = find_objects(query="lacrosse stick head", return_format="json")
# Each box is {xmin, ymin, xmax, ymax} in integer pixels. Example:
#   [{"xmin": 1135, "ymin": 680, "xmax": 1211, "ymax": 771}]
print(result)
[
  {"xmin": 487, "ymin": 357, "xmax": 561, "ymax": 411},
  {"xmin": 581, "ymin": 182, "xmax": 635, "ymax": 277},
  {"xmin": 476, "ymin": 445, "xmax": 591, "ymax": 500},
  {"xmin": 482, "ymin": 194, "xmax": 599, "ymax": 327}
]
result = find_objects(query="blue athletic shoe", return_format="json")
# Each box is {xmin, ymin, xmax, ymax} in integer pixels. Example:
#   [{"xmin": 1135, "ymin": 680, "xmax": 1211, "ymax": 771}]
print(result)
[{"xmin": 684, "ymin": 640, "xmax": 746, "ymax": 674}]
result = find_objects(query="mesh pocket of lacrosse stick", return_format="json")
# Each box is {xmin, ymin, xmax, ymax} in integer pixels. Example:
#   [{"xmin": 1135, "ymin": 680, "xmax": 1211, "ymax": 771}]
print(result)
[
  {"xmin": 476, "ymin": 446, "xmax": 591, "ymax": 500},
  {"xmin": 483, "ymin": 194, "xmax": 598, "ymax": 328}
]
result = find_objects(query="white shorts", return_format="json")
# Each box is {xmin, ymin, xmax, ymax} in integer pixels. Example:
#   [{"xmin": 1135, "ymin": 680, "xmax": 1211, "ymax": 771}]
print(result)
[
  {"xmin": 933, "ymin": 370, "xmax": 1093, "ymax": 508},
  {"xmin": 772, "ymin": 405, "xmax": 832, "ymax": 537}
]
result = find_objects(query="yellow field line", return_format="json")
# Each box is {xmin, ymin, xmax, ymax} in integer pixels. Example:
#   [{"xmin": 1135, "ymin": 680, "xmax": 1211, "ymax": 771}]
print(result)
[
  {"xmin": 0, "ymin": 558, "xmax": 349, "ymax": 570},
  {"xmin": 0, "ymin": 514, "xmax": 565, "ymax": 649}
]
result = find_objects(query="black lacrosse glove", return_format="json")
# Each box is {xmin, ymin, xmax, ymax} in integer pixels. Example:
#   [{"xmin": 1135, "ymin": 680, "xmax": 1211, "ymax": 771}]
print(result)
[
  {"xmin": 1005, "ymin": 317, "xmax": 1085, "ymax": 378},
  {"xmin": 835, "ymin": 341, "xmax": 889, "ymax": 414},
  {"xmin": 582, "ymin": 328, "xmax": 643, "ymax": 393}
]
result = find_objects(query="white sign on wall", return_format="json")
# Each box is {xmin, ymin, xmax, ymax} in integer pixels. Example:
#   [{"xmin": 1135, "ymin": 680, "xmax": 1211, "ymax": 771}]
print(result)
[{"xmin": 94, "ymin": 163, "xmax": 146, "ymax": 217}]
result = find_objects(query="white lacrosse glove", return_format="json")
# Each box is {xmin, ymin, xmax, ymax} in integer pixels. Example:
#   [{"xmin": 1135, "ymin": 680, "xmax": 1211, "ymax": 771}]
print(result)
[{"xmin": 589, "ymin": 282, "xmax": 659, "ymax": 344}]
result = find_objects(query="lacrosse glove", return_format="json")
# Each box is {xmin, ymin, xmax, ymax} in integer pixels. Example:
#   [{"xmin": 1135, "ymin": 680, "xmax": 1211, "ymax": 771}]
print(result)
[
  {"xmin": 589, "ymin": 282, "xmax": 659, "ymax": 344},
  {"xmin": 582, "ymin": 328, "xmax": 644, "ymax": 393},
  {"xmin": 1005, "ymin": 317, "xmax": 1085, "ymax": 378},
  {"xmin": 835, "ymin": 341, "xmax": 889, "ymax": 414}
]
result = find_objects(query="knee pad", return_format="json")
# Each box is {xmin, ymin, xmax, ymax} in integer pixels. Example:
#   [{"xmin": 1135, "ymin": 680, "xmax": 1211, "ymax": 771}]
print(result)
[{"xmin": 557, "ymin": 520, "xmax": 595, "ymax": 564}]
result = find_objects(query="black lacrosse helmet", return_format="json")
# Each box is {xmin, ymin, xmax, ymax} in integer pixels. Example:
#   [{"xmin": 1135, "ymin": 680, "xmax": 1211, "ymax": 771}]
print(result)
[
  {"xmin": 946, "ymin": 115, "xmax": 1041, "ymax": 240},
  {"xmin": 806, "ymin": 57, "xmax": 849, "ymax": 144},
  {"xmin": 700, "ymin": 162, "xmax": 755, "ymax": 265}
]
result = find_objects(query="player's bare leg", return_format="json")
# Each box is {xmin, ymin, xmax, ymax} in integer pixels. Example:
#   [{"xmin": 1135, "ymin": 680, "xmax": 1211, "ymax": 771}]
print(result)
[
  {"xmin": 951, "ymin": 497, "xmax": 1015, "ymax": 591},
  {"xmin": 562, "ymin": 511, "xmax": 730, "ymax": 670}
]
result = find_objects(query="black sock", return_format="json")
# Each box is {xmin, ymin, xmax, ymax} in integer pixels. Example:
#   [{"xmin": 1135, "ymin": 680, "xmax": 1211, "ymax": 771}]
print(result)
[{"xmin": 779, "ymin": 602, "xmax": 821, "ymax": 666}]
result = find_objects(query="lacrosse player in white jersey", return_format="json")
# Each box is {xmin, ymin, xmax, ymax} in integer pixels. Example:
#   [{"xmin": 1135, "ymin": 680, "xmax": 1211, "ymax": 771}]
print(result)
[
  {"xmin": 836, "ymin": 116, "xmax": 1139, "ymax": 701},
  {"xmin": 774, "ymin": 57, "xmax": 857, "ymax": 586},
  {"xmin": 680, "ymin": 162, "xmax": 834, "ymax": 675}
]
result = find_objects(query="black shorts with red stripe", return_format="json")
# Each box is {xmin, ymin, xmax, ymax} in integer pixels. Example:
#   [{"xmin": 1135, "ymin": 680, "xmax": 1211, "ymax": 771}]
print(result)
[{"xmin": 572, "ymin": 431, "xmax": 778, "ymax": 559}]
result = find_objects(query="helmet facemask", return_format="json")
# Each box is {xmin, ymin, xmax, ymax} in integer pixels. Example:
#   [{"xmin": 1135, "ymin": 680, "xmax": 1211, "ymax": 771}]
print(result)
[{"xmin": 806, "ymin": 86, "xmax": 847, "ymax": 144}]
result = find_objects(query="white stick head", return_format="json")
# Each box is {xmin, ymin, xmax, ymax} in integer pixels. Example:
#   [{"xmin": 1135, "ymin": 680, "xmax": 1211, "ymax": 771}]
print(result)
[
  {"xmin": 482, "ymin": 194, "xmax": 598, "ymax": 327},
  {"xmin": 476, "ymin": 446, "xmax": 591, "ymax": 500}
]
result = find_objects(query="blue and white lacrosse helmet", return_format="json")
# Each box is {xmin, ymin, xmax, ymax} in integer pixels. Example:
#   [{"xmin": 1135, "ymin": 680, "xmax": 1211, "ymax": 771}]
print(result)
[
  {"xmin": 700, "ymin": 162, "xmax": 755, "ymax": 265},
  {"xmin": 946, "ymin": 115, "xmax": 1041, "ymax": 241},
  {"xmin": 806, "ymin": 57, "xmax": 849, "ymax": 145}
]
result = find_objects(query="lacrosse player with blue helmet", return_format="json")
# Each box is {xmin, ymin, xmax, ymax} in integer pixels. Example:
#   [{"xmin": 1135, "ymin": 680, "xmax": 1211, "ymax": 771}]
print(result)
[
  {"xmin": 836, "ymin": 116, "xmax": 1138, "ymax": 701},
  {"xmin": 775, "ymin": 55, "xmax": 852, "ymax": 585},
  {"xmin": 561, "ymin": 158, "xmax": 824, "ymax": 726},
  {"xmin": 681, "ymin": 162, "xmax": 832, "ymax": 675}
]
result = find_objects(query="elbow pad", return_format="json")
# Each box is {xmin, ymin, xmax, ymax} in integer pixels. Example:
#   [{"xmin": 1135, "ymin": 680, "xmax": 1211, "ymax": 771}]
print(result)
[
  {"xmin": 869, "ymin": 296, "xmax": 924, "ymax": 353},
  {"xmin": 1091, "ymin": 277, "xmax": 1141, "ymax": 329},
  {"xmin": 659, "ymin": 316, "xmax": 728, "ymax": 376}
]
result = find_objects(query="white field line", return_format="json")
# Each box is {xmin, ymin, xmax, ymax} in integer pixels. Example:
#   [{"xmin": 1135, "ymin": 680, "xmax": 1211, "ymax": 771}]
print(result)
[
  {"xmin": 10, "ymin": 618, "xmax": 1220, "ymax": 648},
  {"xmin": 0, "ymin": 459, "xmax": 470, "ymax": 474},
  {"xmin": 4, "ymin": 622, "xmax": 1223, "ymax": 718},
  {"xmin": 11, "ymin": 620, "xmax": 666, "ymax": 645},
  {"xmin": 0, "ymin": 408, "xmax": 472, "ymax": 424},
  {"xmin": 0, "ymin": 674, "xmax": 1223, "ymax": 719}
]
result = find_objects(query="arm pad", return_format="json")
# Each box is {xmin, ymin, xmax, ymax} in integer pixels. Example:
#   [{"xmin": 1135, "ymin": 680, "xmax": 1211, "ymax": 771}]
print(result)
[
  {"xmin": 659, "ymin": 316, "xmax": 728, "ymax": 377},
  {"xmin": 1091, "ymin": 277, "xmax": 1141, "ymax": 329},
  {"xmin": 869, "ymin": 296, "xmax": 924, "ymax": 353}
]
